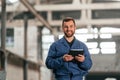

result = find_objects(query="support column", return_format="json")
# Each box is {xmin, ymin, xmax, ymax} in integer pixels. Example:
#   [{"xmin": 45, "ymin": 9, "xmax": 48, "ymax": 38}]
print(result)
[
  {"xmin": 23, "ymin": 14, "xmax": 28, "ymax": 80},
  {"xmin": 81, "ymin": 0, "xmax": 87, "ymax": 21},
  {"xmin": 87, "ymin": 0, "xmax": 92, "ymax": 25},
  {"xmin": 52, "ymin": 27, "xmax": 59, "ymax": 41},
  {"xmin": 51, "ymin": 27, "xmax": 59, "ymax": 80},
  {"xmin": 37, "ymin": 26, "xmax": 43, "ymax": 80},
  {"xmin": 37, "ymin": 27, "xmax": 43, "ymax": 61},
  {"xmin": 114, "ymin": 37, "xmax": 120, "ymax": 68},
  {"xmin": 1, "ymin": 0, "xmax": 6, "ymax": 70},
  {"xmin": 0, "ymin": 0, "xmax": 7, "ymax": 80},
  {"xmin": 48, "ymin": 11, "xmax": 52, "ymax": 24},
  {"xmin": 97, "ymin": 27, "xmax": 101, "ymax": 54}
]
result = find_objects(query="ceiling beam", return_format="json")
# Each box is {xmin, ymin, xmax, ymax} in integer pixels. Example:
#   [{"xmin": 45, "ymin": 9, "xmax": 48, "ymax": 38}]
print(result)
[
  {"xmin": 19, "ymin": 0, "xmax": 53, "ymax": 33},
  {"xmin": 3, "ymin": 19, "xmax": 120, "ymax": 27},
  {"xmin": 2, "ymin": 3, "xmax": 120, "ymax": 12}
]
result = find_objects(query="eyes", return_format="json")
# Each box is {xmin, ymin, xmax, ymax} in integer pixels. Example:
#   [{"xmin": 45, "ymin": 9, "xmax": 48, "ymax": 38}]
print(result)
[{"xmin": 63, "ymin": 25, "xmax": 74, "ymax": 29}]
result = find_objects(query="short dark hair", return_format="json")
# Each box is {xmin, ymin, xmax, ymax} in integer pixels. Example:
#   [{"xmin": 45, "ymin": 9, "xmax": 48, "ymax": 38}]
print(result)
[{"xmin": 62, "ymin": 17, "xmax": 76, "ymax": 27}]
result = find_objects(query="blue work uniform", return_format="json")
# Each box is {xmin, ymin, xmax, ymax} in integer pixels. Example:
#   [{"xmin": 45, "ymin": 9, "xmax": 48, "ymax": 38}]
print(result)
[{"xmin": 45, "ymin": 37, "xmax": 92, "ymax": 80}]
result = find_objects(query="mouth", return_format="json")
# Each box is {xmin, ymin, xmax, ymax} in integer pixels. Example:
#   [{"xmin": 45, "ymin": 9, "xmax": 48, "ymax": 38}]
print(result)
[{"xmin": 67, "ymin": 30, "xmax": 72, "ymax": 33}]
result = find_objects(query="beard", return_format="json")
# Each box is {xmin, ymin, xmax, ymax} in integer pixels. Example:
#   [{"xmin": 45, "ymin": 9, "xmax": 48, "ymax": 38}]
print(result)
[{"xmin": 64, "ymin": 31, "xmax": 75, "ymax": 38}]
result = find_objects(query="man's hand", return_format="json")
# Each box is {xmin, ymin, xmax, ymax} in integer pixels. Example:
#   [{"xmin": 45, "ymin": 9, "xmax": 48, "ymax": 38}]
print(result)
[
  {"xmin": 75, "ymin": 54, "xmax": 85, "ymax": 62},
  {"xmin": 63, "ymin": 54, "xmax": 74, "ymax": 62}
]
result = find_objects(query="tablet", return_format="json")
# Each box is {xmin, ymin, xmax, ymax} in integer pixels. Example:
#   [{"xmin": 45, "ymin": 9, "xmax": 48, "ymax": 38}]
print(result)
[{"xmin": 69, "ymin": 49, "xmax": 84, "ymax": 57}]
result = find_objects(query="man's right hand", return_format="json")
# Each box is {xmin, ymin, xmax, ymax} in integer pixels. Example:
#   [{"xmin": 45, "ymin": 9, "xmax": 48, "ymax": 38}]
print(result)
[{"xmin": 63, "ymin": 54, "xmax": 74, "ymax": 62}]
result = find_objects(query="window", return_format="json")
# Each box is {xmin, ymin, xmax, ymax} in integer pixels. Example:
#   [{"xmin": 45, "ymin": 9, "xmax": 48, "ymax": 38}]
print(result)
[
  {"xmin": 52, "ymin": 11, "xmax": 81, "ymax": 20},
  {"xmin": 92, "ymin": 10, "xmax": 120, "ymax": 19},
  {"xmin": 0, "ymin": 28, "xmax": 14, "ymax": 47}
]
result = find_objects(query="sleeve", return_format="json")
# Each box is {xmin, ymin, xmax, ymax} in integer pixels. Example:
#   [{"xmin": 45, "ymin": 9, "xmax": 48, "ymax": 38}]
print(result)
[
  {"xmin": 45, "ymin": 43, "xmax": 64, "ymax": 69},
  {"xmin": 78, "ymin": 43, "xmax": 93, "ymax": 71}
]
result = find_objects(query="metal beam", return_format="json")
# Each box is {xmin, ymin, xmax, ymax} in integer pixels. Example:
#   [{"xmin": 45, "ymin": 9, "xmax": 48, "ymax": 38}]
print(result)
[
  {"xmin": 34, "ymin": 3, "xmax": 120, "ymax": 11},
  {"xmin": 19, "ymin": 0, "xmax": 53, "ymax": 33},
  {"xmin": 3, "ymin": 18, "xmax": 120, "ymax": 27},
  {"xmin": 2, "ymin": 3, "xmax": 120, "ymax": 12}
]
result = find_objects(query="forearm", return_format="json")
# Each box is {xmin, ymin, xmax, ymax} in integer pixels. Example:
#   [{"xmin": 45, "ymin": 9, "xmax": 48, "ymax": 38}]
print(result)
[
  {"xmin": 45, "ymin": 56, "xmax": 64, "ymax": 69},
  {"xmin": 78, "ymin": 57, "xmax": 92, "ymax": 71}
]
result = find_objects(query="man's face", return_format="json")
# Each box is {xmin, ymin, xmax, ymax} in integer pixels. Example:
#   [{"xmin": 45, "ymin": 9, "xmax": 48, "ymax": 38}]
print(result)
[{"xmin": 62, "ymin": 20, "xmax": 76, "ymax": 38}]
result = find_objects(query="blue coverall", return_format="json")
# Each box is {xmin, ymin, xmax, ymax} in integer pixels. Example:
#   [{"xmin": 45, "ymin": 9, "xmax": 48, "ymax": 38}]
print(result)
[{"xmin": 45, "ymin": 37, "xmax": 92, "ymax": 80}]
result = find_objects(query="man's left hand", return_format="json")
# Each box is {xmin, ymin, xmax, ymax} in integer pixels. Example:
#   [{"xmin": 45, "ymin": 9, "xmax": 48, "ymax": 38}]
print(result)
[{"xmin": 75, "ymin": 54, "xmax": 85, "ymax": 62}]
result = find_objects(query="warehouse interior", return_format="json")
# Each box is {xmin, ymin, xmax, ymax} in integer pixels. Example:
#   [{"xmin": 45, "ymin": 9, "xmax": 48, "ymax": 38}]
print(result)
[{"xmin": 0, "ymin": 0, "xmax": 120, "ymax": 80}]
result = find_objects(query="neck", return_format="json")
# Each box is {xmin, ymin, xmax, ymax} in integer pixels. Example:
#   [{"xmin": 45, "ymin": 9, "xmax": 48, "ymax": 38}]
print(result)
[{"xmin": 65, "ymin": 36, "xmax": 74, "ymax": 43}]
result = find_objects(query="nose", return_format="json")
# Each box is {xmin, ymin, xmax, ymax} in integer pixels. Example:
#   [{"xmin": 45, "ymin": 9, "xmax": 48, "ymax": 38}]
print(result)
[{"xmin": 67, "ymin": 26, "xmax": 71, "ymax": 31}]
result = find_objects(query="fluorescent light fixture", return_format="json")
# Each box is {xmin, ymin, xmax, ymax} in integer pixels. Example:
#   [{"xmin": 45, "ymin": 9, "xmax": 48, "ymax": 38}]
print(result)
[
  {"xmin": 100, "ymin": 42, "xmax": 116, "ymax": 48},
  {"xmin": 75, "ymin": 35, "xmax": 87, "ymax": 42},
  {"xmin": 76, "ymin": 28, "xmax": 88, "ymax": 33},
  {"xmin": 89, "ymin": 48, "xmax": 100, "ymax": 54},
  {"xmin": 86, "ymin": 42, "xmax": 98, "ymax": 48},
  {"xmin": 100, "ymin": 34, "xmax": 112, "ymax": 39},
  {"xmin": 100, "ymin": 27, "xmax": 120, "ymax": 33},
  {"xmin": 85, "ymin": 34, "xmax": 94, "ymax": 39},
  {"xmin": 101, "ymin": 49, "xmax": 116, "ymax": 54},
  {"xmin": 76, "ymin": 28, "xmax": 98, "ymax": 34}
]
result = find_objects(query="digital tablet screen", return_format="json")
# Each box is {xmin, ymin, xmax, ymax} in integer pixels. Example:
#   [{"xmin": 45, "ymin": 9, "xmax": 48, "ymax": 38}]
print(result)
[{"xmin": 69, "ymin": 49, "xmax": 84, "ymax": 57}]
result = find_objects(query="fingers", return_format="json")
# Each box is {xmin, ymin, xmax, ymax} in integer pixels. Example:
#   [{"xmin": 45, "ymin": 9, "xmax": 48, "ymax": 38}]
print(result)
[
  {"xmin": 63, "ymin": 54, "xmax": 85, "ymax": 62},
  {"xmin": 77, "ymin": 54, "xmax": 83, "ymax": 57},
  {"xmin": 63, "ymin": 54, "xmax": 74, "ymax": 62},
  {"xmin": 75, "ymin": 55, "xmax": 85, "ymax": 62}
]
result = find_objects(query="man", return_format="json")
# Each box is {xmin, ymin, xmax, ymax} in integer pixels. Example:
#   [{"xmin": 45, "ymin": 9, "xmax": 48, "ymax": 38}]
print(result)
[{"xmin": 45, "ymin": 17, "xmax": 92, "ymax": 80}]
